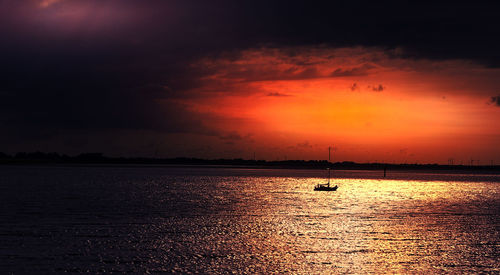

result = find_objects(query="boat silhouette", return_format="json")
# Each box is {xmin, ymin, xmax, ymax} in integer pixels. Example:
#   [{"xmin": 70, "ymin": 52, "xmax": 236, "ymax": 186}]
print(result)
[{"xmin": 314, "ymin": 147, "xmax": 338, "ymax": 191}]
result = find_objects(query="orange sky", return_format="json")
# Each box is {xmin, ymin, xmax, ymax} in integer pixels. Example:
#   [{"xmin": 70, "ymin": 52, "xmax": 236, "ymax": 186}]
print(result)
[
  {"xmin": 3, "ymin": 2, "xmax": 500, "ymax": 164},
  {"xmin": 166, "ymin": 47, "xmax": 500, "ymax": 164}
]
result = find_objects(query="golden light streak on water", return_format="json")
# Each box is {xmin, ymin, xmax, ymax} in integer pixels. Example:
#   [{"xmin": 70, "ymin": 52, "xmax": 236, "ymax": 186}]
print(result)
[{"xmin": 0, "ymin": 167, "xmax": 498, "ymax": 273}]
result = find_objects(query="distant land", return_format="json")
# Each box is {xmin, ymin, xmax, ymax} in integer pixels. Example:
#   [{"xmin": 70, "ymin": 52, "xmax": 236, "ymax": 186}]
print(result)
[{"xmin": 1, "ymin": 152, "xmax": 499, "ymax": 172}]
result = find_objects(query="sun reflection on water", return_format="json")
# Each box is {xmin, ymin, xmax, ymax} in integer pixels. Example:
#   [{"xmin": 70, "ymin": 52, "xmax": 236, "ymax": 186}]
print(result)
[
  {"xmin": 1, "ymin": 167, "xmax": 498, "ymax": 273},
  {"xmin": 223, "ymin": 177, "xmax": 500, "ymax": 273}
]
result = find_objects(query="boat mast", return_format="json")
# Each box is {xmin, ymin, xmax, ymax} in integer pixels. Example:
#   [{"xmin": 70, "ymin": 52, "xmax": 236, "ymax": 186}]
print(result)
[{"xmin": 328, "ymin": 146, "xmax": 331, "ymax": 187}]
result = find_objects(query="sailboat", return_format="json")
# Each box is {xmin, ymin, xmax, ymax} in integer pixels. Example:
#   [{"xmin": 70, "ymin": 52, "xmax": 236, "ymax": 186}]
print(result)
[{"xmin": 314, "ymin": 147, "xmax": 338, "ymax": 191}]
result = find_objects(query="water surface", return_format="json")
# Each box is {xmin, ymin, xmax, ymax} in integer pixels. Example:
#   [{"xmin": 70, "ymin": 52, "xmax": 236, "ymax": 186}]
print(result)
[{"xmin": 1, "ymin": 166, "xmax": 499, "ymax": 273}]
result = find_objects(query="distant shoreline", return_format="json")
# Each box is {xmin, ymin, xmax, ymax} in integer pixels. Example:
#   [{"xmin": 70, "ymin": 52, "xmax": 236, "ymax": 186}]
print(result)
[
  {"xmin": 1, "ymin": 164, "xmax": 499, "ymax": 176},
  {"xmin": 1, "ymin": 152, "xmax": 499, "ymax": 173}
]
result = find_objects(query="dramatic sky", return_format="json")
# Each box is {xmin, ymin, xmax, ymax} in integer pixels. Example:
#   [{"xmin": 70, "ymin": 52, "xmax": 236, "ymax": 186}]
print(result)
[{"xmin": 1, "ymin": 0, "xmax": 500, "ymax": 164}]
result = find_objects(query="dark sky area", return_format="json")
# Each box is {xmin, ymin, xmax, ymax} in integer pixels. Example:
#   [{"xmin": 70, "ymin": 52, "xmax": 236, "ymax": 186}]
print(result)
[{"xmin": 1, "ymin": 0, "xmax": 500, "ymax": 163}]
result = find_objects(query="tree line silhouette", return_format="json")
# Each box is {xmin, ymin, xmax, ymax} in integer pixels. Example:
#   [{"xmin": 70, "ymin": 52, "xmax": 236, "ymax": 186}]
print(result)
[{"xmin": 1, "ymin": 151, "xmax": 498, "ymax": 171}]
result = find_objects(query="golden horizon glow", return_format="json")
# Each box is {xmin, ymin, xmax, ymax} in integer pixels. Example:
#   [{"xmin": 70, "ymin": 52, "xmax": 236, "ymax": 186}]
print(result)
[{"xmin": 171, "ymin": 47, "xmax": 500, "ymax": 163}]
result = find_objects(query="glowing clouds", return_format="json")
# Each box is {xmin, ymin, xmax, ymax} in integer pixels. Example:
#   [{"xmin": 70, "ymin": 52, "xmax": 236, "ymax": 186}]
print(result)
[{"xmin": 180, "ymin": 47, "xmax": 500, "ymax": 162}]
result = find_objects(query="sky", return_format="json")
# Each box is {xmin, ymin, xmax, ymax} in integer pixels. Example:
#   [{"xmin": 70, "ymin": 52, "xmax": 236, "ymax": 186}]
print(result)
[{"xmin": 1, "ymin": 0, "xmax": 500, "ymax": 164}]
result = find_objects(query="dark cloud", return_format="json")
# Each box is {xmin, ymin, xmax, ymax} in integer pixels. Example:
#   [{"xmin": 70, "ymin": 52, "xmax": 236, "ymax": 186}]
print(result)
[
  {"xmin": 330, "ymin": 64, "xmax": 374, "ymax": 77},
  {"xmin": 267, "ymin": 92, "xmax": 291, "ymax": 97},
  {"xmin": 491, "ymin": 96, "xmax": 500, "ymax": 106},
  {"xmin": 296, "ymin": 141, "xmax": 313, "ymax": 149},
  {"xmin": 1, "ymin": 0, "xmax": 500, "ymax": 154},
  {"xmin": 371, "ymin": 84, "xmax": 385, "ymax": 92},
  {"xmin": 199, "ymin": 61, "xmax": 325, "ymax": 83},
  {"xmin": 218, "ymin": 132, "xmax": 253, "ymax": 146},
  {"xmin": 219, "ymin": 132, "xmax": 243, "ymax": 142},
  {"xmin": 350, "ymin": 83, "xmax": 359, "ymax": 91}
]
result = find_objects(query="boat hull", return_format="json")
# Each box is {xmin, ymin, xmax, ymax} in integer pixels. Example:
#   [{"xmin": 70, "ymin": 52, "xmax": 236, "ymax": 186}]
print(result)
[{"xmin": 314, "ymin": 185, "xmax": 338, "ymax": 191}]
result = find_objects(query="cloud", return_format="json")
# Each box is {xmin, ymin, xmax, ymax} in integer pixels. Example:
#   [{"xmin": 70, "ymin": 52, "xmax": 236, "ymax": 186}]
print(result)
[
  {"xmin": 194, "ymin": 48, "xmax": 387, "ymax": 87},
  {"xmin": 194, "ymin": 50, "xmax": 328, "ymax": 83},
  {"xmin": 371, "ymin": 84, "xmax": 385, "ymax": 92},
  {"xmin": 491, "ymin": 95, "xmax": 500, "ymax": 106},
  {"xmin": 287, "ymin": 141, "xmax": 313, "ymax": 150},
  {"xmin": 219, "ymin": 131, "xmax": 242, "ymax": 141},
  {"xmin": 218, "ymin": 132, "xmax": 254, "ymax": 145},
  {"xmin": 350, "ymin": 83, "xmax": 359, "ymax": 91},
  {"xmin": 267, "ymin": 92, "xmax": 291, "ymax": 97},
  {"xmin": 3, "ymin": 1, "xmax": 500, "ymax": 66},
  {"xmin": 296, "ymin": 141, "xmax": 313, "ymax": 149},
  {"xmin": 2, "ymin": 1, "xmax": 500, "ymax": 158},
  {"xmin": 330, "ymin": 64, "xmax": 374, "ymax": 77}
]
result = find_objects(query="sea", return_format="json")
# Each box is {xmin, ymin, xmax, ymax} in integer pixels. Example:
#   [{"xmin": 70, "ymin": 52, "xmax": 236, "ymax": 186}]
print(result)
[{"xmin": 0, "ymin": 165, "xmax": 499, "ymax": 273}]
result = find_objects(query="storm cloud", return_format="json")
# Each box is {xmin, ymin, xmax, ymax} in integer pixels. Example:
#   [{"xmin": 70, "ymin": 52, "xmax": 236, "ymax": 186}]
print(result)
[{"xmin": 1, "ymin": 0, "xmax": 500, "ymax": 157}]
